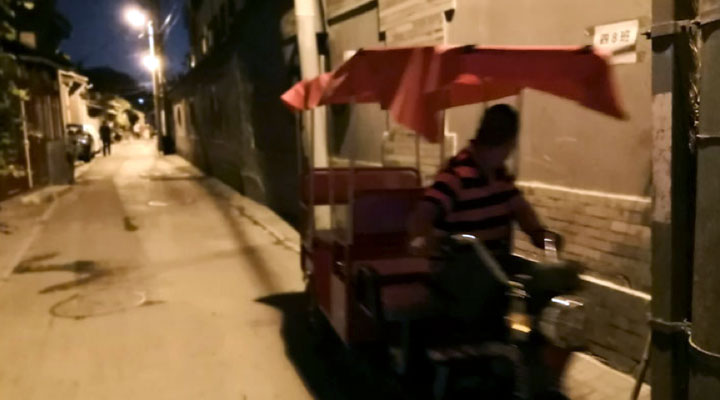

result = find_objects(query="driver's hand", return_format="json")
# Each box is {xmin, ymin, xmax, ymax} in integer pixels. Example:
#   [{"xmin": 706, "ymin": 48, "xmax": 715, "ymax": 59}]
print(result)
[
  {"xmin": 544, "ymin": 230, "xmax": 565, "ymax": 252},
  {"xmin": 530, "ymin": 229, "xmax": 564, "ymax": 252},
  {"xmin": 409, "ymin": 236, "xmax": 437, "ymax": 257},
  {"xmin": 409, "ymin": 236, "xmax": 427, "ymax": 256}
]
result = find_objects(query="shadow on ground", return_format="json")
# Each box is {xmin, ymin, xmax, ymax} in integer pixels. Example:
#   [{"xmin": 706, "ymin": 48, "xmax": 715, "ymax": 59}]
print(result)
[
  {"xmin": 257, "ymin": 292, "xmax": 414, "ymax": 400},
  {"xmin": 14, "ymin": 254, "xmax": 120, "ymax": 294}
]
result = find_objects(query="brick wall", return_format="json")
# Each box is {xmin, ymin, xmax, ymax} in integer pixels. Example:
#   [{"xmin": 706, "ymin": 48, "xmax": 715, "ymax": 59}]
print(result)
[
  {"xmin": 382, "ymin": 126, "xmax": 456, "ymax": 185},
  {"xmin": 514, "ymin": 181, "xmax": 652, "ymax": 291},
  {"xmin": 513, "ymin": 181, "xmax": 652, "ymax": 373},
  {"xmin": 377, "ymin": 0, "xmax": 453, "ymax": 182},
  {"xmin": 170, "ymin": 1, "xmax": 300, "ymax": 226},
  {"xmin": 581, "ymin": 280, "xmax": 650, "ymax": 374}
]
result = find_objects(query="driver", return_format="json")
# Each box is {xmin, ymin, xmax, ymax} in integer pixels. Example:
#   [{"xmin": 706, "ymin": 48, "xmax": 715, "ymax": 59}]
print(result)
[
  {"xmin": 408, "ymin": 104, "xmax": 568, "ymax": 398},
  {"xmin": 409, "ymin": 104, "xmax": 555, "ymax": 261}
]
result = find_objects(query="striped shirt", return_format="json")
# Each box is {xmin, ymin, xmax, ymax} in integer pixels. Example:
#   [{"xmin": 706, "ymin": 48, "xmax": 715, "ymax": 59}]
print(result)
[{"xmin": 423, "ymin": 147, "xmax": 522, "ymax": 254}]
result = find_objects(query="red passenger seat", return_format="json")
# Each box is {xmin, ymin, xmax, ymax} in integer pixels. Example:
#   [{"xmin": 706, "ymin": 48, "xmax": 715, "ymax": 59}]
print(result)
[
  {"xmin": 303, "ymin": 168, "xmax": 421, "ymax": 252},
  {"xmin": 349, "ymin": 189, "xmax": 438, "ymax": 321},
  {"xmin": 350, "ymin": 188, "xmax": 424, "ymax": 259}
]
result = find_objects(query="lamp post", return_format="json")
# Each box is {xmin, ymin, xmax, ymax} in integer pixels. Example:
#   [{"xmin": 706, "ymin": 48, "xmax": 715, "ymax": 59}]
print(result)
[{"xmin": 124, "ymin": 5, "xmax": 166, "ymax": 152}]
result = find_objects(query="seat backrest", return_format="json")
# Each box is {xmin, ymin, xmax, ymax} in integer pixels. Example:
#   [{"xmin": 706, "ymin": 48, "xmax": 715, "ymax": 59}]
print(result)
[
  {"xmin": 304, "ymin": 168, "xmax": 420, "ymax": 205},
  {"xmin": 352, "ymin": 188, "xmax": 424, "ymax": 242}
]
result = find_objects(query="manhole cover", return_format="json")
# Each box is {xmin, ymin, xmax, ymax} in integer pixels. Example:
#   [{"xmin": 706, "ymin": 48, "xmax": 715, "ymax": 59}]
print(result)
[{"xmin": 51, "ymin": 288, "xmax": 149, "ymax": 319}]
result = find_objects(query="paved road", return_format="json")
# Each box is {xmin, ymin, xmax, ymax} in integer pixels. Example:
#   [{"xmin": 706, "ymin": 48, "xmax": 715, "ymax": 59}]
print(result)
[
  {"xmin": 0, "ymin": 140, "xmax": 649, "ymax": 400},
  {"xmin": 0, "ymin": 141, "xmax": 318, "ymax": 400}
]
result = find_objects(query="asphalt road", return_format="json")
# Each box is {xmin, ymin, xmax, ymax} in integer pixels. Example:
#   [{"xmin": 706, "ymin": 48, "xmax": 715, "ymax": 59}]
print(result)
[
  {"xmin": 0, "ymin": 140, "xmax": 317, "ymax": 400},
  {"xmin": 0, "ymin": 140, "xmax": 650, "ymax": 400}
]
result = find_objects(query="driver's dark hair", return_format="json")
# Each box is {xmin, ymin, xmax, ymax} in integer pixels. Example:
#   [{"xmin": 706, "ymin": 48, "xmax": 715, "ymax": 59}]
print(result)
[{"xmin": 474, "ymin": 104, "xmax": 519, "ymax": 146}]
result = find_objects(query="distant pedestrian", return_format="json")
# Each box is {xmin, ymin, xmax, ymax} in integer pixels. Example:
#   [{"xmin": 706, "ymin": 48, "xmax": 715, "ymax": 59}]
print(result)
[{"xmin": 100, "ymin": 121, "xmax": 113, "ymax": 156}]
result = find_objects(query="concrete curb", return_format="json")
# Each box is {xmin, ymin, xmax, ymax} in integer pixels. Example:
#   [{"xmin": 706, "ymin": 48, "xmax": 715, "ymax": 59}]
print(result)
[
  {"xmin": 19, "ymin": 185, "xmax": 72, "ymax": 206},
  {"xmin": 157, "ymin": 153, "xmax": 301, "ymax": 252},
  {"xmin": 202, "ymin": 177, "xmax": 301, "ymax": 254}
]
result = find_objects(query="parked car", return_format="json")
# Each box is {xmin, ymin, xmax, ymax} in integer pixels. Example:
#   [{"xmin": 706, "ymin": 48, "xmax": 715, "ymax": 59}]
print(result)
[{"xmin": 66, "ymin": 124, "xmax": 100, "ymax": 162}]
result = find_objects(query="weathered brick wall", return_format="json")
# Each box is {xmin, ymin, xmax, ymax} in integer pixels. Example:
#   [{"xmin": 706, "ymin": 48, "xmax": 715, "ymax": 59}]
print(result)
[
  {"xmin": 514, "ymin": 181, "xmax": 652, "ymax": 291},
  {"xmin": 513, "ymin": 181, "xmax": 652, "ymax": 373},
  {"xmin": 377, "ymin": 0, "xmax": 453, "ymax": 183},
  {"xmin": 171, "ymin": 0, "xmax": 300, "ymax": 225},
  {"xmin": 383, "ymin": 128, "xmax": 441, "ymax": 184},
  {"xmin": 382, "ymin": 127, "xmax": 456, "ymax": 185},
  {"xmin": 581, "ymin": 281, "xmax": 650, "ymax": 374}
]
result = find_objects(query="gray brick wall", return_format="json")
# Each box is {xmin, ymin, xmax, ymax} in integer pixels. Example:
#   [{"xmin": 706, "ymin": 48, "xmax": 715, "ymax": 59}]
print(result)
[
  {"xmin": 580, "ymin": 280, "xmax": 650, "ymax": 374},
  {"xmin": 513, "ymin": 182, "xmax": 652, "ymax": 374},
  {"xmin": 514, "ymin": 182, "xmax": 652, "ymax": 291},
  {"xmin": 382, "ymin": 128, "xmax": 452, "ymax": 185}
]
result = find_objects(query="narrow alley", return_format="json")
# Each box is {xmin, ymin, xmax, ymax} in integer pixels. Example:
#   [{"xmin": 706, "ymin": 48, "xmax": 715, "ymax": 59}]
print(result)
[
  {"xmin": 0, "ymin": 140, "xmax": 648, "ymax": 400},
  {"xmin": 2, "ymin": 0, "xmax": 719, "ymax": 398},
  {"xmin": 0, "ymin": 140, "xmax": 317, "ymax": 399}
]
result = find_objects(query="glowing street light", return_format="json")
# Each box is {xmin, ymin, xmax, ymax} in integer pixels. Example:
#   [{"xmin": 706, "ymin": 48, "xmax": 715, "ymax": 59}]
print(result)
[
  {"xmin": 124, "ymin": 7, "xmax": 148, "ymax": 30},
  {"xmin": 122, "ymin": 3, "xmax": 168, "ymax": 150},
  {"xmin": 141, "ymin": 54, "xmax": 161, "ymax": 72}
]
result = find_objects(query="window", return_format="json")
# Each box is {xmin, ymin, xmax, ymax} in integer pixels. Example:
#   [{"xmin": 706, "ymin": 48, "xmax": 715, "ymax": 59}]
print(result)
[{"xmin": 176, "ymin": 107, "xmax": 183, "ymax": 128}]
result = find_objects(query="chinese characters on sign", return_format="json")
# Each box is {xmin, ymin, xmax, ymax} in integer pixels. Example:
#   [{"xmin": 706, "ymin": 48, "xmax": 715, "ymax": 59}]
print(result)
[{"xmin": 592, "ymin": 19, "xmax": 640, "ymax": 64}]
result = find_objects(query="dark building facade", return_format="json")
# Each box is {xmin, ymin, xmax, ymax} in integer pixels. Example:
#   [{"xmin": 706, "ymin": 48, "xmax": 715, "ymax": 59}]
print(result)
[
  {"xmin": 172, "ymin": 0, "xmax": 654, "ymax": 374},
  {"xmin": 0, "ymin": 0, "xmax": 73, "ymax": 200},
  {"xmin": 171, "ymin": 0, "xmax": 299, "ymax": 223}
]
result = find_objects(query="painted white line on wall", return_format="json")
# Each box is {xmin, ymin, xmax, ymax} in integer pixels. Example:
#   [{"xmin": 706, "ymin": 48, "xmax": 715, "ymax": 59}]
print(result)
[
  {"xmin": 516, "ymin": 181, "xmax": 652, "ymax": 204},
  {"xmin": 515, "ymin": 253, "xmax": 652, "ymax": 301},
  {"xmin": 580, "ymin": 274, "xmax": 652, "ymax": 302}
]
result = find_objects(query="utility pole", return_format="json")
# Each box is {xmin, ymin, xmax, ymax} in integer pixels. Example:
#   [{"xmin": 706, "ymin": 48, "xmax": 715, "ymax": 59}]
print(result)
[
  {"xmin": 689, "ymin": 0, "xmax": 720, "ymax": 396},
  {"xmin": 146, "ymin": 0, "xmax": 167, "ymax": 153},
  {"xmin": 649, "ymin": 0, "xmax": 698, "ymax": 399},
  {"xmin": 124, "ymin": 1, "xmax": 168, "ymax": 152},
  {"xmin": 293, "ymin": 0, "xmax": 327, "ymax": 169},
  {"xmin": 148, "ymin": 18, "xmax": 162, "ymax": 152},
  {"xmin": 293, "ymin": 0, "xmax": 330, "ymax": 229},
  {"xmin": 20, "ymin": 100, "xmax": 33, "ymax": 189}
]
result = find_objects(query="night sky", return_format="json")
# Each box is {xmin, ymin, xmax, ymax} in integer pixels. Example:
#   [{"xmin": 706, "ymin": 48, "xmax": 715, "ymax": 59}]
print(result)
[{"xmin": 57, "ymin": 0, "xmax": 190, "ymax": 86}]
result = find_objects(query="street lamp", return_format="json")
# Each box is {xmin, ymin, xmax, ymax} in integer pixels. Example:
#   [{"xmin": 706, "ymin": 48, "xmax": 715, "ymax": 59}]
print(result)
[
  {"xmin": 122, "ymin": 4, "xmax": 166, "ymax": 152},
  {"xmin": 124, "ymin": 7, "xmax": 148, "ymax": 30},
  {"xmin": 141, "ymin": 53, "xmax": 161, "ymax": 72}
]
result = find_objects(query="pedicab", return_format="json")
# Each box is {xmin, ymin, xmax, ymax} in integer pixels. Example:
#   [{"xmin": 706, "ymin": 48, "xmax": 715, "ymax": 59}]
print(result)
[{"xmin": 282, "ymin": 45, "xmax": 625, "ymax": 398}]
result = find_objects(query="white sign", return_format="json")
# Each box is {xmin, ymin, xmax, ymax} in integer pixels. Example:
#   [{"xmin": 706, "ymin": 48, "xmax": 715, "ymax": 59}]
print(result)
[{"xmin": 593, "ymin": 19, "xmax": 639, "ymax": 65}]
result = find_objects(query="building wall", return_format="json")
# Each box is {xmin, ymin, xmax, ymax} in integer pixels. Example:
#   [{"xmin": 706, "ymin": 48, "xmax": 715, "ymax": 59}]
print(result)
[
  {"xmin": 187, "ymin": 0, "xmax": 246, "ymax": 64},
  {"xmin": 173, "ymin": 0, "xmax": 299, "ymax": 224},
  {"xmin": 448, "ymin": 1, "xmax": 653, "ymax": 372},
  {"xmin": 327, "ymin": 7, "xmax": 386, "ymax": 164},
  {"xmin": 448, "ymin": 0, "xmax": 652, "ymax": 196},
  {"xmin": 323, "ymin": 0, "xmax": 653, "ymax": 373}
]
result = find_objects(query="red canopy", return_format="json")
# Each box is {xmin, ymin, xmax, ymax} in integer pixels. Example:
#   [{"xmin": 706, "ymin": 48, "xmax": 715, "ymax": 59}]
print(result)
[
  {"xmin": 281, "ymin": 45, "xmax": 626, "ymax": 143},
  {"xmin": 281, "ymin": 47, "xmax": 424, "ymax": 110}
]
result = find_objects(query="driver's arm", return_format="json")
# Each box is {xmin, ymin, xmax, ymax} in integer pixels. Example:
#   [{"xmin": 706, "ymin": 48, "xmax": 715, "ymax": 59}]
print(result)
[
  {"xmin": 408, "ymin": 170, "xmax": 461, "ymax": 252},
  {"xmin": 509, "ymin": 193, "xmax": 547, "ymax": 248}
]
